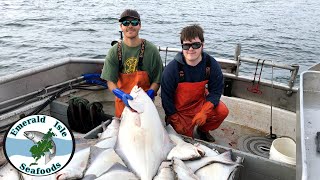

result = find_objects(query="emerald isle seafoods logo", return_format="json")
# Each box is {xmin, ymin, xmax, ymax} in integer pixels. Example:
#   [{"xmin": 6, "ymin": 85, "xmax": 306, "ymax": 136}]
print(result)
[{"xmin": 4, "ymin": 115, "xmax": 75, "ymax": 176}]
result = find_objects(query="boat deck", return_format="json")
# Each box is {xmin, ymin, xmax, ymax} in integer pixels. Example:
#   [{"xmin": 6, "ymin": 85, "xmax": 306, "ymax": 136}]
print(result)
[{"xmin": 53, "ymin": 87, "xmax": 273, "ymax": 159}]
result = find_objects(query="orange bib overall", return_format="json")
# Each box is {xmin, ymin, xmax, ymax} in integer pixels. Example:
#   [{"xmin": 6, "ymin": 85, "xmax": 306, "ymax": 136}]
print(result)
[
  {"xmin": 170, "ymin": 76, "xmax": 228, "ymax": 137},
  {"xmin": 114, "ymin": 40, "xmax": 150, "ymax": 117}
]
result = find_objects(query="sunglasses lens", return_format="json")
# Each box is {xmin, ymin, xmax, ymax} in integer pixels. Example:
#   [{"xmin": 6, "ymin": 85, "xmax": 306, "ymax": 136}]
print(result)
[
  {"xmin": 182, "ymin": 42, "xmax": 202, "ymax": 50},
  {"xmin": 122, "ymin": 20, "xmax": 130, "ymax": 26},
  {"xmin": 182, "ymin": 44, "xmax": 191, "ymax": 50},
  {"xmin": 192, "ymin": 42, "xmax": 202, "ymax": 49},
  {"xmin": 122, "ymin": 20, "xmax": 139, "ymax": 26},
  {"xmin": 131, "ymin": 20, "xmax": 139, "ymax": 26}
]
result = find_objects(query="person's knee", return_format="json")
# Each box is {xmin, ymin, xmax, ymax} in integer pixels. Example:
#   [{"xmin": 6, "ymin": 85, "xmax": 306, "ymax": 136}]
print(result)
[
  {"xmin": 222, "ymin": 106, "xmax": 229, "ymax": 119},
  {"xmin": 217, "ymin": 102, "xmax": 229, "ymax": 120}
]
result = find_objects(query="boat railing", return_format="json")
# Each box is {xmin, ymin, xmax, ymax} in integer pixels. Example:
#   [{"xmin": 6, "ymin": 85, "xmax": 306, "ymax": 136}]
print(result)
[
  {"xmin": 0, "ymin": 76, "xmax": 86, "ymax": 115},
  {"xmin": 158, "ymin": 44, "xmax": 299, "ymax": 95},
  {"xmin": 0, "ymin": 44, "xmax": 300, "ymax": 116}
]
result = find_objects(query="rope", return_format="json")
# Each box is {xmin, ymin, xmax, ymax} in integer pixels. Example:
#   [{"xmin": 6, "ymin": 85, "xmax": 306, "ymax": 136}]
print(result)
[{"xmin": 247, "ymin": 59, "xmax": 265, "ymax": 94}]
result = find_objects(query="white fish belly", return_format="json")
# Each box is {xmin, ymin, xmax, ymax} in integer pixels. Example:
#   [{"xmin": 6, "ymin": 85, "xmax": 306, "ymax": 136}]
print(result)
[
  {"xmin": 0, "ymin": 163, "xmax": 21, "ymax": 180},
  {"xmin": 56, "ymin": 147, "xmax": 90, "ymax": 180},
  {"xmin": 195, "ymin": 163, "xmax": 238, "ymax": 180},
  {"xmin": 84, "ymin": 148, "xmax": 125, "ymax": 178},
  {"xmin": 116, "ymin": 86, "xmax": 173, "ymax": 180},
  {"xmin": 22, "ymin": 173, "xmax": 56, "ymax": 180},
  {"xmin": 95, "ymin": 169, "xmax": 138, "ymax": 180},
  {"xmin": 153, "ymin": 161, "xmax": 175, "ymax": 180}
]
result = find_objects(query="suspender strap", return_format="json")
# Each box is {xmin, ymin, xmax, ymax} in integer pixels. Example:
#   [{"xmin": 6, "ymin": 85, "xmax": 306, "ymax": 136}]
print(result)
[
  {"xmin": 117, "ymin": 39, "xmax": 146, "ymax": 72},
  {"xmin": 138, "ymin": 39, "xmax": 146, "ymax": 71},
  {"xmin": 178, "ymin": 54, "xmax": 211, "ymax": 83},
  {"xmin": 117, "ymin": 41, "xmax": 123, "ymax": 72}
]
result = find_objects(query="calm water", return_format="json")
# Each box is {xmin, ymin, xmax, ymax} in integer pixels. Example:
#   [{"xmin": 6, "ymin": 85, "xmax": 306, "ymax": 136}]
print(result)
[
  {"xmin": 5, "ymin": 137, "xmax": 73, "ymax": 157},
  {"xmin": 0, "ymin": 0, "xmax": 319, "ymax": 85}
]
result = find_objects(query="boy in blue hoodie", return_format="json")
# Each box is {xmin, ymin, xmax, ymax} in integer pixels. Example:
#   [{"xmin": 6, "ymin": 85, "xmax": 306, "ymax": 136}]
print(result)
[{"xmin": 161, "ymin": 25, "xmax": 229, "ymax": 142}]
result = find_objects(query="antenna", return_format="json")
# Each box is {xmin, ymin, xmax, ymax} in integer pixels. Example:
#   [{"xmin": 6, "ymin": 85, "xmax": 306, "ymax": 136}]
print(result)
[{"xmin": 266, "ymin": 61, "xmax": 277, "ymax": 139}]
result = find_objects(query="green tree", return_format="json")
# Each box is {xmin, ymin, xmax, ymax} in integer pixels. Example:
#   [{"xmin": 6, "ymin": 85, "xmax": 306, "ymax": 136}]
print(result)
[{"xmin": 29, "ymin": 128, "xmax": 56, "ymax": 166}]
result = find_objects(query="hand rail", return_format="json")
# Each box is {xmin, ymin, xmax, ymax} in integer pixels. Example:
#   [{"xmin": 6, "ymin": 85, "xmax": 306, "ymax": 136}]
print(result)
[{"xmin": 157, "ymin": 44, "xmax": 299, "ymax": 94}]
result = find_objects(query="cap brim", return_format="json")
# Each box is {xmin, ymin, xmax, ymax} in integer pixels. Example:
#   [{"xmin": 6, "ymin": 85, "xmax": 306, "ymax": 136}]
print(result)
[{"xmin": 119, "ymin": 16, "xmax": 140, "ymax": 22}]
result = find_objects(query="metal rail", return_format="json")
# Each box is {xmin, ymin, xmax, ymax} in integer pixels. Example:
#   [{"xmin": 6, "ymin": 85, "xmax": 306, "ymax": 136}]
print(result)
[
  {"xmin": 157, "ymin": 44, "xmax": 299, "ymax": 94},
  {"xmin": 0, "ymin": 44, "xmax": 299, "ymax": 116},
  {"xmin": 234, "ymin": 44, "xmax": 299, "ymax": 94},
  {"xmin": 0, "ymin": 77, "xmax": 85, "ymax": 115}
]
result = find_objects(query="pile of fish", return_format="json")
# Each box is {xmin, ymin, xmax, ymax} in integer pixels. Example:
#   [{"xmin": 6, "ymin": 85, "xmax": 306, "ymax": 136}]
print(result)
[
  {"xmin": 0, "ymin": 136, "xmax": 6, "ymax": 166},
  {"xmin": 0, "ymin": 86, "xmax": 243, "ymax": 180}
]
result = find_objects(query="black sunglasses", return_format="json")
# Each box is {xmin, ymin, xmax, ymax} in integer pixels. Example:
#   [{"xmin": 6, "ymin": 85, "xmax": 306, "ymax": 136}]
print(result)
[
  {"xmin": 121, "ymin": 19, "xmax": 140, "ymax": 26},
  {"xmin": 182, "ymin": 42, "xmax": 202, "ymax": 50}
]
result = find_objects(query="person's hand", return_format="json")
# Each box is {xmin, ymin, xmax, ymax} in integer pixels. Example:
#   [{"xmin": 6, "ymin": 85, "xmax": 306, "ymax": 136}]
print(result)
[
  {"xmin": 112, "ymin": 88, "xmax": 133, "ymax": 108},
  {"xmin": 192, "ymin": 101, "xmax": 214, "ymax": 126},
  {"xmin": 146, "ymin": 89, "xmax": 155, "ymax": 100}
]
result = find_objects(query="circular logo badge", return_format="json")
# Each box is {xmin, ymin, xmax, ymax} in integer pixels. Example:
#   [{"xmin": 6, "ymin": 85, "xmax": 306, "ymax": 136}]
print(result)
[{"xmin": 4, "ymin": 115, "xmax": 75, "ymax": 176}]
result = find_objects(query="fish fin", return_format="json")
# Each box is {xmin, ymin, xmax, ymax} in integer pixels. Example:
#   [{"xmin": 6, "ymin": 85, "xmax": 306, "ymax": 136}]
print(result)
[
  {"xmin": 89, "ymin": 146, "xmax": 108, "ymax": 162},
  {"xmin": 127, "ymin": 86, "xmax": 145, "ymax": 113},
  {"xmin": 220, "ymin": 150, "xmax": 232, "ymax": 161},
  {"xmin": 128, "ymin": 101, "xmax": 144, "ymax": 113},
  {"xmin": 107, "ymin": 162, "xmax": 128, "ymax": 172},
  {"xmin": 159, "ymin": 160, "xmax": 172, "ymax": 169},
  {"xmin": 101, "ymin": 121, "xmax": 108, "ymax": 131},
  {"xmin": 173, "ymin": 158, "xmax": 199, "ymax": 180}
]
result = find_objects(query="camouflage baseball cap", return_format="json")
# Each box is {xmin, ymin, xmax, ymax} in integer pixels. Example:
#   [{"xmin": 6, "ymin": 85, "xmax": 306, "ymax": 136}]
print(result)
[{"xmin": 119, "ymin": 9, "xmax": 140, "ymax": 22}]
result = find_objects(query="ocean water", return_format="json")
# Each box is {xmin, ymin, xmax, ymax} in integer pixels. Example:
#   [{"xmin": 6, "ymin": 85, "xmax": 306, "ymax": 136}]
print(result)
[
  {"xmin": 5, "ymin": 137, "xmax": 73, "ymax": 157},
  {"xmin": 0, "ymin": 0, "xmax": 319, "ymax": 85}
]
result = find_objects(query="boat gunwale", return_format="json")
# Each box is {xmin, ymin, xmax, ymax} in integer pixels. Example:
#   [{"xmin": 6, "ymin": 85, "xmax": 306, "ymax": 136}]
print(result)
[{"xmin": 0, "ymin": 58, "xmax": 105, "ymax": 84}]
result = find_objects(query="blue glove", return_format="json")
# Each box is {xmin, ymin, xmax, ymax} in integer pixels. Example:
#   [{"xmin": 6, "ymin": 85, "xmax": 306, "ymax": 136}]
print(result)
[
  {"xmin": 82, "ymin": 73, "xmax": 101, "ymax": 80},
  {"xmin": 86, "ymin": 79, "xmax": 107, "ymax": 88},
  {"xmin": 146, "ymin": 89, "xmax": 155, "ymax": 100},
  {"xmin": 112, "ymin": 88, "xmax": 133, "ymax": 107}
]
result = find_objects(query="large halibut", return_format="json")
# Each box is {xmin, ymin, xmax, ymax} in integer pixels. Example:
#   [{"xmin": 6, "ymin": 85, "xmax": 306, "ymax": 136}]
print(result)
[{"xmin": 116, "ymin": 86, "xmax": 174, "ymax": 180}]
